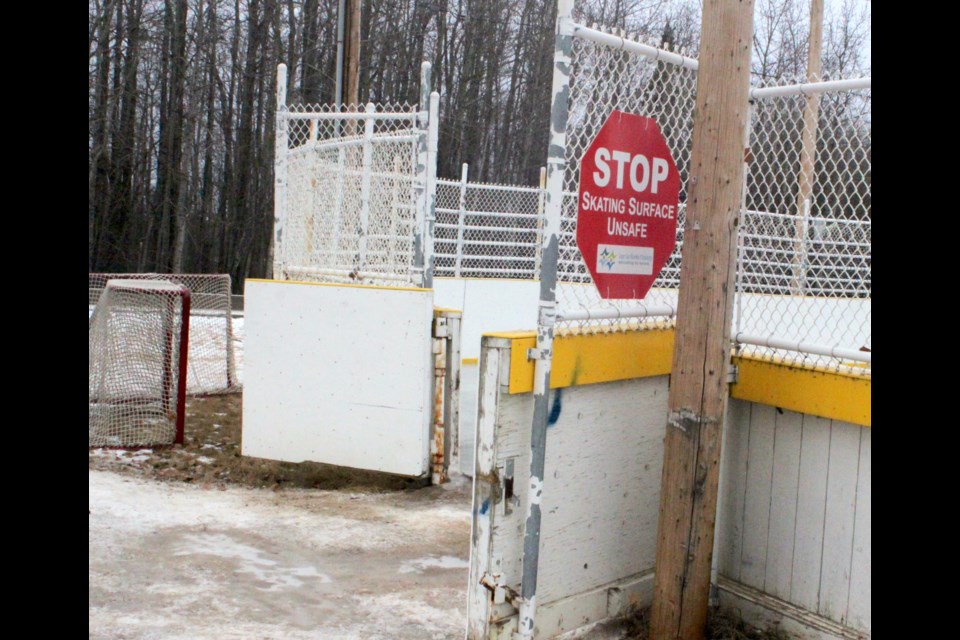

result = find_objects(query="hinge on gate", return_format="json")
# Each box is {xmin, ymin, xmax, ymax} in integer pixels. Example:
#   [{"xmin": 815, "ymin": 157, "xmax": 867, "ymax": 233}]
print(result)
[
  {"xmin": 727, "ymin": 364, "xmax": 739, "ymax": 384},
  {"xmin": 527, "ymin": 348, "xmax": 551, "ymax": 361},
  {"xmin": 480, "ymin": 572, "xmax": 520, "ymax": 607}
]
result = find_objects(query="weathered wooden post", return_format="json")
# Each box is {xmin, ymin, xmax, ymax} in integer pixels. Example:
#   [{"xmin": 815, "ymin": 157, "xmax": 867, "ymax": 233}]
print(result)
[{"xmin": 649, "ymin": 0, "xmax": 755, "ymax": 637}]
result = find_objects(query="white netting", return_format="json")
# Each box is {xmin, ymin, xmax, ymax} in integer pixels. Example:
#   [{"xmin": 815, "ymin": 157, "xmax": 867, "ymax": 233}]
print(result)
[
  {"xmin": 555, "ymin": 30, "xmax": 698, "ymax": 330},
  {"xmin": 89, "ymin": 273, "xmax": 240, "ymax": 394},
  {"xmin": 89, "ymin": 280, "xmax": 188, "ymax": 448},
  {"xmin": 278, "ymin": 103, "xmax": 424, "ymax": 286},
  {"xmin": 435, "ymin": 178, "xmax": 543, "ymax": 279}
]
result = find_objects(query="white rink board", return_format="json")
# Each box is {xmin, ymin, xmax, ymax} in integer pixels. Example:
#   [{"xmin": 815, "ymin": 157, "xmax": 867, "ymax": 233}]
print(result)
[
  {"xmin": 468, "ymin": 335, "xmax": 870, "ymax": 639},
  {"xmin": 242, "ymin": 280, "xmax": 434, "ymax": 477},
  {"xmin": 433, "ymin": 278, "xmax": 540, "ymax": 359},
  {"xmin": 467, "ymin": 337, "xmax": 667, "ymax": 639}
]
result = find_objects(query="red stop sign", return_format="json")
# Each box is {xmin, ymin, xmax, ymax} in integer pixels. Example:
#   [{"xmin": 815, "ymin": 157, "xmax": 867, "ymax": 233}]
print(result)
[{"xmin": 576, "ymin": 111, "xmax": 681, "ymax": 299}]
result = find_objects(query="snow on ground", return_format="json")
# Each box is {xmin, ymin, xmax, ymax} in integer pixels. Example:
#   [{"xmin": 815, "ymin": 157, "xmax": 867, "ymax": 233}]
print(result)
[
  {"xmin": 89, "ymin": 470, "xmax": 473, "ymax": 639},
  {"xmin": 232, "ymin": 316, "xmax": 244, "ymax": 384}
]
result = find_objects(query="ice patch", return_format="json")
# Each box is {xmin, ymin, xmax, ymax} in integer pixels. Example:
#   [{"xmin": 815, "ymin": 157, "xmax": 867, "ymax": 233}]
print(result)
[
  {"xmin": 174, "ymin": 532, "xmax": 332, "ymax": 591},
  {"xmin": 398, "ymin": 555, "xmax": 469, "ymax": 574}
]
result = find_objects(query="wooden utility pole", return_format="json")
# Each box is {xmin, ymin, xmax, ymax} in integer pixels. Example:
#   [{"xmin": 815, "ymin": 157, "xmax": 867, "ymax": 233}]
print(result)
[
  {"xmin": 791, "ymin": 0, "xmax": 824, "ymax": 293},
  {"xmin": 344, "ymin": 0, "xmax": 361, "ymax": 107},
  {"xmin": 649, "ymin": 0, "xmax": 754, "ymax": 637}
]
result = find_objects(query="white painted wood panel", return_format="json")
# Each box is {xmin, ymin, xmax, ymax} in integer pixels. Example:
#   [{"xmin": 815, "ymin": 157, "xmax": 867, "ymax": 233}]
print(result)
[
  {"xmin": 466, "ymin": 341, "xmax": 506, "ymax": 640},
  {"xmin": 764, "ymin": 409, "xmax": 802, "ymax": 599},
  {"xmin": 818, "ymin": 421, "xmax": 861, "ymax": 623},
  {"xmin": 487, "ymin": 378, "xmax": 669, "ymax": 608},
  {"xmin": 467, "ymin": 338, "xmax": 670, "ymax": 637},
  {"xmin": 846, "ymin": 428, "xmax": 870, "ymax": 633},
  {"xmin": 459, "ymin": 279, "xmax": 540, "ymax": 357},
  {"xmin": 431, "ymin": 277, "xmax": 466, "ymax": 315},
  {"xmin": 717, "ymin": 399, "xmax": 752, "ymax": 582},
  {"xmin": 790, "ymin": 415, "xmax": 831, "ymax": 612},
  {"xmin": 433, "ymin": 277, "xmax": 540, "ymax": 359},
  {"xmin": 718, "ymin": 408, "xmax": 870, "ymax": 637},
  {"xmin": 242, "ymin": 280, "xmax": 434, "ymax": 476},
  {"xmin": 468, "ymin": 337, "xmax": 870, "ymax": 639},
  {"xmin": 740, "ymin": 403, "xmax": 776, "ymax": 589}
]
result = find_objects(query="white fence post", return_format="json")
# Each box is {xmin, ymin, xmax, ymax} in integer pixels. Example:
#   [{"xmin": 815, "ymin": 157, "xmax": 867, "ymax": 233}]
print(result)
[
  {"xmin": 518, "ymin": 0, "xmax": 573, "ymax": 637},
  {"xmin": 273, "ymin": 63, "xmax": 288, "ymax": 280},
  {"xmin": 356, "ymin": 102, "xmax": 375, "ymax": 270},
  {"xmin": 423, "ymin": 91, "xmax": 440, "ymax": 289},
  {"xmin": 534, "ymin": 166, "xmax": 546, "ymax": 281},
  {"xmin": 413, "ymin": 61, "xmax": 432, "ymax": 286},
  {"xmin": 455, "ymin": 163, "xmax": 468, "ymax": 277}
]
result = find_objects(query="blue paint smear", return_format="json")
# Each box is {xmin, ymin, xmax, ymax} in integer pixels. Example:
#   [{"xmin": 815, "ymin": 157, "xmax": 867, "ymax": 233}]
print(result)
[
  {"xmin": 548, "ymin": 388, "xmax": 563, "ymax": 427},
  {"xmin": 479, "ymin": 498, "xmax": 490, "ymax": 515}
]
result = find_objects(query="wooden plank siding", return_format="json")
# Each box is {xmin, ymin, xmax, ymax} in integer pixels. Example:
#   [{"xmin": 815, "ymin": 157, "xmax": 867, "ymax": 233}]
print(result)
[{"xmin": 468, "ymin": 334, "xmax": 870, "ymax": 638}]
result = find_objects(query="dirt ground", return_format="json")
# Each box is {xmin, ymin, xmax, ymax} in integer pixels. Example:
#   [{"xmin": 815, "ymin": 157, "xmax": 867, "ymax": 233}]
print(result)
[{"xmin": 89, "ymin": 393, "xmax": 430, "ymax": 492}]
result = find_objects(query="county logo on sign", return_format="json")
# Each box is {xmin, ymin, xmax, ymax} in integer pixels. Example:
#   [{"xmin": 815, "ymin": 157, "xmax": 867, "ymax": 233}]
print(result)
[
  {"xmin": 576, "ymin": 111, "xmax": 681, "ymax": 299},
  {"xmin": 597, "ymin": 244, "xmax": 654, "ymax": 275}
]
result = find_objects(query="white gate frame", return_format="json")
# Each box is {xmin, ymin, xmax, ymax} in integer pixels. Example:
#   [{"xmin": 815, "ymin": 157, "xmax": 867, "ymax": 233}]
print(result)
[{"xmin": 272, "ymin": 62, "xmax": 440, "ymax": 288}]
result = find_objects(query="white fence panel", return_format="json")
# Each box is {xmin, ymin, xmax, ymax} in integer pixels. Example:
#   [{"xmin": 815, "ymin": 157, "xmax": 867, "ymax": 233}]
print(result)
[
  {"xmin": 717, "ymin": 402, "xmax": 871, "ymax": 637},
  {"xmin": 468, "ymin": 333, "xmax": 870, "ymax": 639},
  {"xmin": 242, "ymin": 279, "xmax": 434, "ymax": 477},
  {"xmin": 467, "ymin": 336, "xmax": 668, "ymax": 639}
]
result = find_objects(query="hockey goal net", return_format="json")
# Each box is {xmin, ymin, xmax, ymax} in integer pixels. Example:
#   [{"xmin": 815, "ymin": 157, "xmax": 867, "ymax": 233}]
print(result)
[
  {"xmin": 89, "ymin": 280, "xmax": 190, "ymax": 448},
  {"xmin": 89, "ymin": 273, "xmax": 240, "ymax": 395}
]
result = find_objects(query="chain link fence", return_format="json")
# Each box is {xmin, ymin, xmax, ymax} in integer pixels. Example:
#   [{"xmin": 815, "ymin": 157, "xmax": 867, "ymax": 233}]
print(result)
[
  {"xmin": 277, "ymin": 100, "xmax": 427, "ymax": 286},
  {"xmin": 431, "ymin": 26, "xmax": 870, "ymax": 373},
  {"xmin": 554, "ymin": 26, "xmax": 699, "ymax": 333},
  {"xmin": 435, "ymin": 169, "xmax": 544, "ymax": 279},
  {"xmin": 271, "ymin": 42, "xmax": 870, "ymax": 373},
  {"xmin": 737, "ymin": 79, "xmax": 871, "ymax": 369}
]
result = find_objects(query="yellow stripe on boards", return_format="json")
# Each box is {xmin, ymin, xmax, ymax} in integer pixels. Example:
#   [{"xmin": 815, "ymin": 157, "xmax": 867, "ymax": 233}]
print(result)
[
  {"xmin": 502, "ymin": 328, "xmax": 674, "ymax": 394},
  {"xmin": 491, "ymin": 328, "xmax": 870, "ymax": 427},
  {"xmin": 245, "ymin": 278, "xmax": 430, "ymax": 293},
  {"xmin": 433, "ymin": 307, "xmax": 463, "ymax": 316},
  {"xmin": 731, "ymin": 356, "xmax": 871, "ymax": 427}
]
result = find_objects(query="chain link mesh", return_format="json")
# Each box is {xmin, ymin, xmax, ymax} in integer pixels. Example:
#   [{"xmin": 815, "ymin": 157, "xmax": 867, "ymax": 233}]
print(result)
[
  {"xmin": 555, "ymin": 28, "xmax": 698, "ymax": 332},
  {"xmin": 554, "ymin": 29, "xmax": 870, "ymax": 371},
  {"xmin": 435, "ymin": 178, "xmax": 543, "ymax": 279},
  {"xmin": 738, "ymin": 79, "xmax": 871, "ymax": 371},
  {"xmin": 89, "ymin": 280, "xmax": 188, "ymax": 447},
  {"xmin": 89, "ymin": 273, "xmax": 240, "ymax": 395},
  {"xmin": 278, "ymin": 102, "xmax": 424, "ymax": 286},
  {"xmin": 273, "ymin": 33, "xmax": 871, "ymax": 373}
]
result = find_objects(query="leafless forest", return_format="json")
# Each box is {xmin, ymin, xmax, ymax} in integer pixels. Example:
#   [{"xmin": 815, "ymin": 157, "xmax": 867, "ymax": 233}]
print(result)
[{"xmin": 88, "ymin": 0, "xmax": 869, "ymax": 289}]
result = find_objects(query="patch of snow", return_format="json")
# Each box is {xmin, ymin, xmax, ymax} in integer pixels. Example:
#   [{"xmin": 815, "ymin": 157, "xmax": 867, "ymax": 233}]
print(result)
[
  {"xmin": 174, "ymin": 532, "xmax": 332, "ymax": 591},
  {"xmin": 398, "ymin": 555, "xmax": 469, "ymax": 574}
]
